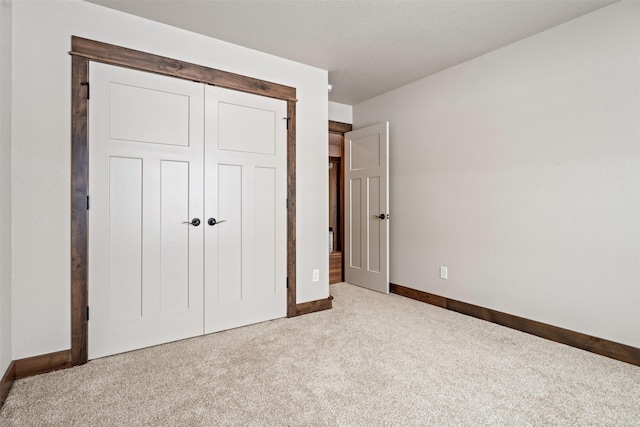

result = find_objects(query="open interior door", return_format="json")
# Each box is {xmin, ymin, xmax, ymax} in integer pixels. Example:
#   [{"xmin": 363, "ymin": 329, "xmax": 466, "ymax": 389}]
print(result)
[{"xmin": 344, "ymin": 122, "xmax": 389, "ymax": 294}]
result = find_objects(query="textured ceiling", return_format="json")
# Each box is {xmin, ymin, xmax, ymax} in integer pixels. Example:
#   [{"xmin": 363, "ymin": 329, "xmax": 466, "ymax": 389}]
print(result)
[{"xmin": 85, "ymin": 0, "xmax": 618, "ymax": 105}]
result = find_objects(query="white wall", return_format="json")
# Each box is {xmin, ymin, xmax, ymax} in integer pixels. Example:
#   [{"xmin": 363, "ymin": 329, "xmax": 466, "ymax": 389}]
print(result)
[
  {"xmin": 354, "ymin": 1, "xmax": 640, "ymax": 347},
  {"xmin": 329, "ymin": 101, "xmax": 353, "ymax": 124},
  {"xmin": 0, "ymin": 0, "xmax": 13, "ymax": 374},
  {"xmin": 11, "ymin": 0, "xmax": 329, "ymax": 359}
]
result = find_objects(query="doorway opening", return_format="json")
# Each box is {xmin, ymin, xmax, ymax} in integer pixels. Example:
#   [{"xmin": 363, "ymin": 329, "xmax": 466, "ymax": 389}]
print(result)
[{"xmin": 328, "ymin": 120, "xmax": 352, "ymax": 284}]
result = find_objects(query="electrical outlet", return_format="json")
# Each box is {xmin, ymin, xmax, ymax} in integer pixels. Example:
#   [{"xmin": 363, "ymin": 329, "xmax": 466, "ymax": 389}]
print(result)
[
  {"xmin": 440, "ymin": 266, "xmax": 448, "ymax": 280},
  {"xmin": 312, "ymin": 269, "xmax": 320, "ymax": 282}
]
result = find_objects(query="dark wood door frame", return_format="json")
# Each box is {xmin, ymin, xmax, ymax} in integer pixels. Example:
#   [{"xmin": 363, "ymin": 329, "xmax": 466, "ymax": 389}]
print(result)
[
  {"xmin": 329, "ymin": 121, "xmax": 352, "ymax": 282},
  {"xmin": 328, "ymin": 156, "xmax": 342, "ymax": 253},
  {"xmin": 70, "ymin": 36, "xmax": 303, "ymax": 366}
]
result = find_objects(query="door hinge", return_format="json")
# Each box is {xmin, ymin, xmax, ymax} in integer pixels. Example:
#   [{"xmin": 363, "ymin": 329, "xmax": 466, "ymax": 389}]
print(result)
[
  {"xmin": 86, "ymin": 306, "xmax": 89, "ymax": 321},
  {"xmin": 282, "ymin": 117, "xmax": 291, "ymax": 130},
  {"xmin": 86, "ymin": 195, "xmax": 90, "ymax": 210},
  {"xmin": 81, "ymin": 81, "xmax": 90, "ymax": 100}
]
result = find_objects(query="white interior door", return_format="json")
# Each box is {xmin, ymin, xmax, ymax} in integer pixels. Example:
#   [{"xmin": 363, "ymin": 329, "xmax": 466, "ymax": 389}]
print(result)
[
  {"xmin": 344, "ymin": 122, "xmax": 389, "ymax": 293},
  {"xmin": 204, "ymin": 86, "xmax": 288, "ymax": 333},
  {"xmin": 88, "ymin": 63, "xmax": 205, "ymax": 359}
]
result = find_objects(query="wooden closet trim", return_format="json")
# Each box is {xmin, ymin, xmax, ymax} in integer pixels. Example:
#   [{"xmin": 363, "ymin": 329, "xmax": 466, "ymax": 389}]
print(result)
[
  {"xmin": 71, "ymin": 54, "xmax": 89, "ymax": 366},
  {"xmin": 70, "ymin": 36, "xmax": 298, "ymax": 366},
  {"xmin": 70, "ymin": 37, "xmax": 296, "ymax": 101}
]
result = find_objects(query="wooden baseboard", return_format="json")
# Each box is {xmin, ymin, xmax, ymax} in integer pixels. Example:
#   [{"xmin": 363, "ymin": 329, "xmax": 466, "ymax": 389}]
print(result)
[
  {"xmin": 0, "ymin": 361, "xmax": 15, "ymax": 409},
  {"xmin": 390, "ymin": 283, "xmax": 640, "ymax": 367},
  {"xmin": 295, "ymin": 296, "xmax": 333, "ymax": 316},
  {"xmin": 390, "ymin": 284, "xmax": 446, "ymax": 308},
  {"xmin": 14, "ymin": 349, "xmax": 73, "ymax": 380}
]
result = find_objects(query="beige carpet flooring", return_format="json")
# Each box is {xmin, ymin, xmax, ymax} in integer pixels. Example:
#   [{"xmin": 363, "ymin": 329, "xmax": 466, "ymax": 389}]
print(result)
[{"xmin": 1, "ymin": 282, "xmax": 639, "ymax": 426}]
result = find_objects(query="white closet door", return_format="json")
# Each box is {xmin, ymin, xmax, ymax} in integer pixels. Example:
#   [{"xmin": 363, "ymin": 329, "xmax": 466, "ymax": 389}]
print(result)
[
  {"xmin": 88, "ymin": 63, "xmax": 205, "ymax": 359},
  {"xmin": 204, "ymin": 86, "xmax": 288, "ymax": 333}
]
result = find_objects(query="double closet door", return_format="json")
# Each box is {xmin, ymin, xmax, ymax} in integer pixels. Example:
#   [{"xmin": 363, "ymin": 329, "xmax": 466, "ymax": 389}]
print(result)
[{"xmin": 88, "ymin": 63, "xmax": 287, "ymax": 359}]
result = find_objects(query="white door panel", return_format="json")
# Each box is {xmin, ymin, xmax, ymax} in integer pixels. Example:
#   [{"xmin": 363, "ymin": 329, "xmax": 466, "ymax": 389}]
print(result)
[
  {"xmin": 350, "ymin": 178, "xmax": 363, "ymax": 269},
  {"xmin": 89, "ymin": 63, "xmax": 204, "ymax": 359},
  {"xmin": 160, "ymin": 160, "xmax": 192, "ymax": 313},
  {"xmin": 254, "ymin": 166, "xmax": 277, "ymax": 298},
  {"xmin": 218, "ymin": 102, "xmax": 276, "ymax": 154},
  {"xmin": 368, "ymin": 176, "xmax": 382, "ymax": 273},
  {"xmin": 107, "ymin": 156, "xmax": 143, "ymax": 322},
  {"xmin": 345, "ymin": 122, "xmax": 389, "ymax": 294},
  {"xmin": 204, "ymin": 86, "xmax": 287, "ymax": 334},
  {"xmin": 109, "ymin": 82, "xmax": 191, "ymax": 146},
  {"xmin": 217, "ymin": 163, "xmax": 243, "ymax": 305}
]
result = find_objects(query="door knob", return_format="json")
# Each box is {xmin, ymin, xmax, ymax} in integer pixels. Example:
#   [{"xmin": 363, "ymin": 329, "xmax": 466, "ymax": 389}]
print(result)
[
  {"xmin": 182, "ymin": 218, "xmax": 201, "ymax": 226},
  {"xmin": 207, "ymin": 218, "xmax": 227, "ymax": 226},
  {"xmin": 376, "ymin": 214, "xmax": 387, "ymax": 220}
]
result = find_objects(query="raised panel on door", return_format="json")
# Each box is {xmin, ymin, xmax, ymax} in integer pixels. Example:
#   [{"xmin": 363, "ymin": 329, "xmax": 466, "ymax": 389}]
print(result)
[
  {"xmin": 88, "ymin": 62, "xmax": 204, "ymax": 359},
  {"xmin": 109, "ymin": 82, "xmax": 191, "ymax": 146},
  {"xmin": 254, "ymin": 167, "xmax": 277, "ymax": 298},
  {"xmin": 344, "ymin": 122, "xmax": 390, "ymax": 294},
  {"xmin": 368, "ymin": 176, "xmax": 381, "ymax": 273},
  {"xmin": 108, "ymin": 157, "xmax": 143, "ymax": 322},
  {"xmin": 204, "ymin": 86, "xmax": 287, "ymax": 334},
  {"xmin": 160, "ymin": 160, "xmax": 191, "ymax": 313},
  {"xmin": 217, "ymin": 163, "xmax": 243, "ymax": 305},
  {"xmin": 349, "ymin": 177, "xmax": 362, "ymax": 269}
]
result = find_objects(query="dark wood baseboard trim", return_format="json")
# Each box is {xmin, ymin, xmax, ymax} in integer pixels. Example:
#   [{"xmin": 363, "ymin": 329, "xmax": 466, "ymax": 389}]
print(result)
[
  {"xmin": 390, "ymin": 283, "xmax": 640, "ymax": 367},
  {"xmin": 294, "ymin": 296, "xmax": 333, "ymax": 317},
  {"xmin": 14, "ymin": 350, "xmax": 73, "ymax": 380},
  {"xmin": 0, "ymin": 361, "xmax": 15, "ymax": 409},
  {"xmin": 390, "ymin": 283, "xmax": 446, "ymax": 308}
]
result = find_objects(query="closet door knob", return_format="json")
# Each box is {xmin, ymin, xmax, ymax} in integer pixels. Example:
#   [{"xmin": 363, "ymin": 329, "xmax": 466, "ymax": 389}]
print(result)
[
  {"xmin": 182, "ymin": 218, "xmax": 201, "ymax": 226},
  {"xmin": 208, "ymin": 218, "xmax": 227, "ymax": 226}
]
